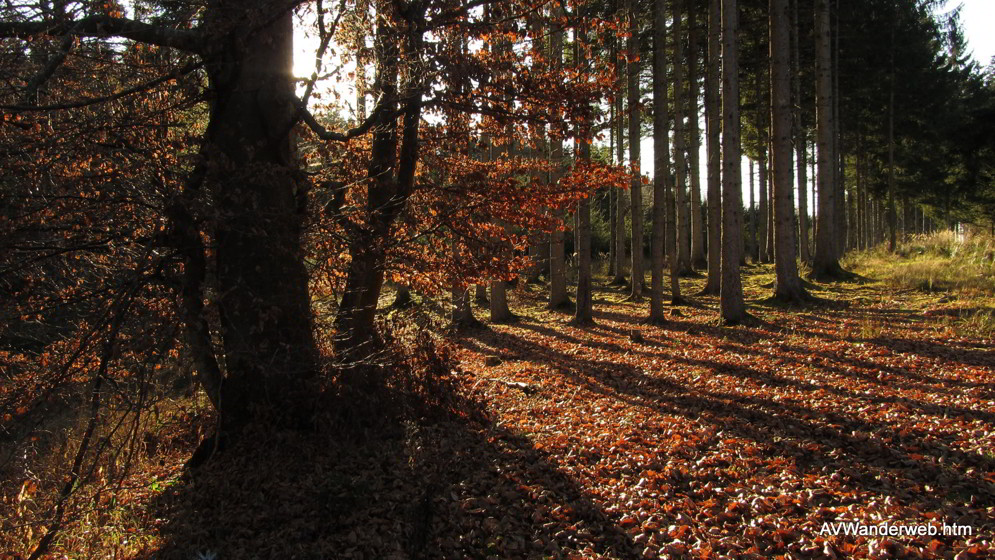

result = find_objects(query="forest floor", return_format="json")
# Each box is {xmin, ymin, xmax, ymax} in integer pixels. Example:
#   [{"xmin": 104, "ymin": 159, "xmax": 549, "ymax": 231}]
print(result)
[{"xmin": 6, "ymin": 238, "xmax": 995, "ymax": 560}]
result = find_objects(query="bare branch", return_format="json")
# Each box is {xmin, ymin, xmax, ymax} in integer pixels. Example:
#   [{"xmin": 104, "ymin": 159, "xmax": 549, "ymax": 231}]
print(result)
[{"xmin": 0, "ymin": 15, "xmax": 204, "ymax": 54}]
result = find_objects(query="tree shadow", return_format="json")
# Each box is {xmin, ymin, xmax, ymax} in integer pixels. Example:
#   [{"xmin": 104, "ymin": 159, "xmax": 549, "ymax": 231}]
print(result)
[
  {"xmin": 138, "ymin": 384, "xmax": 643, "ymax": 559},
  {"xmin": 452, "ymin": 326, "xmax": 995, "ymax": 556}
]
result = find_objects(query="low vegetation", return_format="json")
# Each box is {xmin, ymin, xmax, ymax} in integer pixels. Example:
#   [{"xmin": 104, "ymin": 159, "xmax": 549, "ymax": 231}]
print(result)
[{"xmin": 845, "ymin": 231, "xmax": 995, "ymax": 338}]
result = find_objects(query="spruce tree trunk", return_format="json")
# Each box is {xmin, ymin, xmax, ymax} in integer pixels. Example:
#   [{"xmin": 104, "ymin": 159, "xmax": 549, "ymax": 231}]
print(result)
[
  {"xmin": 689, "ymin": 6, "xmax": 706, "ymax": 271},
  {"xmin": 627, "ymin": 0, "xmax": 644, "ymax": 301},
  {"xmin": 673, "ymin": 0, "xmax": 692, "ymax": 276},
  {"xmin": 811, "ymin": 0, "xmax": 842, "ymax": 278},
  {"xmin": 548, "ymin": 8, "xmax": 569, "ymax": 309},
  {"xmin": 651, "ymin": 0, "xmax": 671, "ymax": 321},
  {"xmin": 749, "ymin": 159, "xmax": 757, "ymax": 261},
  {"xmin": 755, "ymin": 154, "xmax": 770, "ymax": 263},
  {"xmin": 770, "ymin": 0, "xmax": 807, "ymax": 302},
  {"xmin": 701, "ymin": 0, "xmax": 723, "ymax": 295},
  {"xmin": 573, "ymin": 26, "xmax": 594, "ymax": 325},
  {"xmin": 798, "ymin": 140, "xmax": 810, "ymax": 261},
  {"xmin": 792, "ymin": 0, "xmax": 810, "ymax": 264},
  {"xmin": 766, "ymin": 150, "xmax": 776, "ymax": 262},
  {"xmin": 720, "ymin": 0, "xmax": 747, "ymax": 324}
]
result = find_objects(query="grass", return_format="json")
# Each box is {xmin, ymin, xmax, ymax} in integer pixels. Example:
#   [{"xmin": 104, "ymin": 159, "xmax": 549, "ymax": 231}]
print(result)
[
  {"xmin": 845, "ymin": 230, "xmax": 995, "ymax": 338},
  {"xmin": 845, "ymin": 230, "xmax": 995, "ymax": 294}
]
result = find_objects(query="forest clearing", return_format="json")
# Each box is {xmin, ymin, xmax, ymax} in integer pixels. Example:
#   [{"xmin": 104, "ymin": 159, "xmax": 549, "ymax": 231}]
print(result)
[{"xmin": 2, "ymin": 0, "xmax": 995, "ymax": 557}]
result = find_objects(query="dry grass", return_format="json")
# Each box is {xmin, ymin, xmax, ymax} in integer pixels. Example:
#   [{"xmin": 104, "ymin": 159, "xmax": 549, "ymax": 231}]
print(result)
[{"xmin": 845, "ymin": 230, "xmax": 995, "ymax": 338}]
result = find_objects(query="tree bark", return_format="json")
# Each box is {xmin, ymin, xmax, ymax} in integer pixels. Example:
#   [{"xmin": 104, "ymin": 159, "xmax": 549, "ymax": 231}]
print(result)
[
  {"xmin": 745, "ymin": 159, "xmax": 760, "ymax": 263},
  {"xmin": 689, "ymin": 5, "xmax": 706, "ymax": 271},
  {"xmin": 335, "ymin": 0, "xmax": 425, "ymax": 370},
  {"xmin": 651, "ymin": 0, "xmax": 671, "ymax": 322},
  {"xmin": 549, "ymin": 8, "xmax": 569, "ymax": 309},
  {"xmin": 720, "ymin": 0, "xmax": 747, "ymax": 324},
  {"xmin": 627, "ymin": 0, "xmax": 644, "ymax": 301},
  {"xmin": 758, "ymin": 153, "xmax": 769, "ymax": 263},
  {"xmin": 811, "ymin": 0, "xmax": 844, "ymax": 279},
  {"xmin": 792, "ymin": 0, "xmax": 810, "ymax": 264},
  {"xmin": 203, "ymin": 2, "xmax": 319, "ymax": 431},
  {"xmin": 573, "ymin": 25, "xmax": 594, "ymax": 325},
  {"xmin": 770, "ymin": 0, "xmax": 807, "ymax": 302},
  {"xmin": 701, "ymin": 0, "xmax": 723, "ymax": 295},
  {"xmin": 673, "ymin": 0, "xmax": 692, "ymax": 277}
]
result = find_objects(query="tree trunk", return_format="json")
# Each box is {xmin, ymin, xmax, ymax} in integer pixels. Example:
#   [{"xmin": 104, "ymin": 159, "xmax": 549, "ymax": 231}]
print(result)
[
  {"xmin": 689, "ymin": 6, "xmax": 706, "ymax": 271},
  {"xmin": 335, "ymin": 1, "xmax": 424, "ymax": 371},
  {"xmin": 811, "ymin": 0, "xmax": 843, "ymax": 279},
  {"xmin": 758, "ymin": 154, "xmax": 769, "ymax": 263},
  {"xmin": 627, "ymin": 0, "xmax": 644, "ymax": 301},
  {"xmin": 792, "ymin": 0, "xmax": 810, "ymax": 264},
  {"xmin": 886, "ymin": 18, "xmax": 897, "ymax": 253},
  {"xmin": 490, "ymin": 277, "xmax": 513, "ymax": 322},
  {"xmin": 766, "ymin": 148, "xmax": 776, "ymax": 262},
  {"xmin": 549, "ymin": 8, "xmax": 569, "ymax": 309},
  {"xmin": 614, "ymin": 29, "xmax": 628, "ymax": 286},
  {"xmin": 673, "ymin": 0, "xmax": 692, "ymax": 277},
  {"xmin": 749, "ymin": 159, "xmax": 757, "ymax": 261},
  {"xmin": 203, "ymin": 3, "xmax": 318, "ymax": 432},
  {"xmin": 720, "ymin": 0, "xmax": 747, "ymax": 324},
  {"xmin": 451, "ymin": 284, "xmax": 479, "ymax": 330},
  {"xmin": 608, "ymin": 104, "xmax": 617, "ymax": 278},
  {"xmin": 701, "ymin": 0, "xmax": 723, "ymax": 295},
  {"xmin": 770, "ymin": 0, "xmax": 807, "ymax": 302},
  {"xmin": 651, "ymin": 0, "xmax": 671, "ymax": 321},
  {"xmin": 573, "ymin": 26, "xmax": 594, "ymax": 325}
]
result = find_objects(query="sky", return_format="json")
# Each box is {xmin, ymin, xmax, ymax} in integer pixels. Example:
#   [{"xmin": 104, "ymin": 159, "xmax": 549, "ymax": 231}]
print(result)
[{"xmin": 958, "ymin": 0, "xmax": 995, "ymax": 66}]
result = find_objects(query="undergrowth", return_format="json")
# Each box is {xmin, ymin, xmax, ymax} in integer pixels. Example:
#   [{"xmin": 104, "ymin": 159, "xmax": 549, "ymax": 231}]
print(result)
[{"xmin": 845, "ymin": 230, "xmax": 995, "ymax": 338}]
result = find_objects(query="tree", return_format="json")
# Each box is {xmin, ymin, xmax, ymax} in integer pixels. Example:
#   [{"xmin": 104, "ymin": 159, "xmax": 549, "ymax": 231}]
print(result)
[
  {"xmin": 720, "ymin": 0, "xmax": 747, "ymax": 324},
  {"xmin": 651, "ymin": 0, "xmax": 671, "ymax": 323},
  {"xmin": 612, "ymin": 26, "xmax": 629, "ymax": 287},
  {"xmin": 811, "ymin": 0, "xmax": 847, "ymax": 278},
  {"xmin": 673, "ymin": 0, "xmax": 692, "ymax": 276},
  {"xmin": 627, "ymin": 0, "xmax": 645, "ymax": 301},
  {"xmin": 689, "ymin": 3, "xmax": 707, "ymax": 271},
  {"xmin": 770, "ymin": 0, "xmax": 808, "ymax": 302},
  {"xmin": 701, "ymin": 0, "xmax": 723, "ymax": 295},
  {"xmin": 793, "ymin": 0, "xmax": 811, "ymax": 264},
  {"xmin": 549, "ymin": 6, "xmax": 570, "ymax": 310},
  {"xmin": 573, "ymin": 22, "xmax": 595, "ymax": 326}
]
